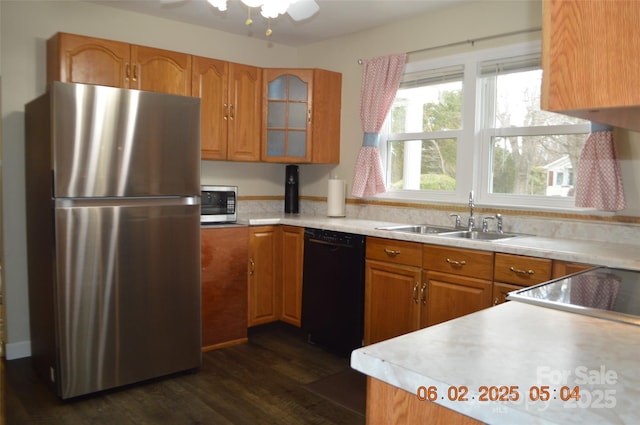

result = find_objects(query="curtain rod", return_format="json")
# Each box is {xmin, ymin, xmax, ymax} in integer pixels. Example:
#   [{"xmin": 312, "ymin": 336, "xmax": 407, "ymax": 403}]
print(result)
[{"xmin": 357, "ymin": 27, "xmax": 542, "ymax": 64}]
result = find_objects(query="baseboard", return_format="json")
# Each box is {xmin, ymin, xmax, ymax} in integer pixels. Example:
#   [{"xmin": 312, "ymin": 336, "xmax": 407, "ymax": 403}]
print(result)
[{"xmin": 5, "ymin": 340, "xmax": 31, "ymax": 360}]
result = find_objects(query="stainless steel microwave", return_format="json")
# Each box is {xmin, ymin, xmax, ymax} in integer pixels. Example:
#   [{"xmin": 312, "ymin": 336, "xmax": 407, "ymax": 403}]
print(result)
[{"xmin": 201, "ymin": 185, "xmax": 237, "ymax": 224}]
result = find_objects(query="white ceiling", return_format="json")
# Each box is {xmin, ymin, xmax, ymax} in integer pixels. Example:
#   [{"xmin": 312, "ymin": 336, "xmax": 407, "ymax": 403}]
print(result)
[{"xmin": 90, "ymin": 0, "xmax": 473, "ymax": 47}]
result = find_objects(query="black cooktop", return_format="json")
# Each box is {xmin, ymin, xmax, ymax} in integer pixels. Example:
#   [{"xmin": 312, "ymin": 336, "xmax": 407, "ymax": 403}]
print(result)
[{"xmin": 507, "ymin": 267, "xmax": 640, "ymax": 326}]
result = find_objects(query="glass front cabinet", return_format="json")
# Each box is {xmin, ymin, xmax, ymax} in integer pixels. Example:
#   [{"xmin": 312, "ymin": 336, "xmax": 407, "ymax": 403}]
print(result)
[{"xmin": 262, "ymin": 68, "xmax": 342, "ymax": 164}]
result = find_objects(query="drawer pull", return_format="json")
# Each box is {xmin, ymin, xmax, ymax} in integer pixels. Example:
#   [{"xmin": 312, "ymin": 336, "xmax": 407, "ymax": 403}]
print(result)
[
  {"xmin": 412, "ymin": 282, "xmax": 420, "ymax": 304},
  {"xmin": 421, "ymin": 283, "xmax": 427, "ymax": 305},
  {"xmin": 446, "ymin": 258, "xmax": 466, "ymax": 267},
  {"xmin": 509, "ymin": 266, "xmax": 534, "ymax": 276},
  {"xmin": 384, "ymin": 248, "xmax": 401, "ymax": 257}
]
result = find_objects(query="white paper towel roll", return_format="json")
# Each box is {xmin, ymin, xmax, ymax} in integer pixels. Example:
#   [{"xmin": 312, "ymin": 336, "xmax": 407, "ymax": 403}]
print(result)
[{"xmin": 327, "ymin": 179, "xmax": 346, "ymax": 217}]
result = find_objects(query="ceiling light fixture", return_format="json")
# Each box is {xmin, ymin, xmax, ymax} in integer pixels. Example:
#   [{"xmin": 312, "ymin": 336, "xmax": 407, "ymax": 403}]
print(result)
[{"xmin": 207, "ymin": 0, "xmax": 319, "ymax": 37}]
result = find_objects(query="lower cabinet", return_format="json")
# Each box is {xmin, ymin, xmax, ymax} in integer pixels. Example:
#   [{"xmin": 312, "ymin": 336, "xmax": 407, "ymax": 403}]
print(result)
[
  {"xmin": 365, "ymin": 259, "xmax": 422, "ymax": 345},
  {"xmin": 492, "ymin": 253, "xmax": 553, "ymax": 305},
  {"xmin": 364, "ymin": 237, "xmax": 423, "ymax": 345},
  {"xmin": 423, "ymin": 245, "xmax": 494, "ymax": 326},
  {"xmin": 367, "ymin": 378, "xmax": 482, "ymax": 425},
  {"xmin": 248, "ymin": 226, "xmax": 281, "ymax": 326},
  {"xmin": 201, "ymin": 226, "xmax": 249, "ymax": 351},
  {"xmin": 280, "ymin": 225, "xmax": 304, "ymax": 327}
]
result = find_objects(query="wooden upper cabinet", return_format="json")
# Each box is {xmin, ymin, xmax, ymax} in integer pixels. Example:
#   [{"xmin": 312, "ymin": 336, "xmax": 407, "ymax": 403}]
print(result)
[
  {"xmin": 228, "ymin": 63, "xmax": 262, "ymax": 161},
  {"xmin": 193, "ymin": 56, "xmax": 229, "ymax": 160},
  {"xmin": 47, "ymin": 32, "xmax": 191, "ymax": 96},
  {"xmin": 132, "ymin": 45, "xmax": 191, "ymax": 95},
  {"xmin": 541, "ymin": 0, "xmax": 640, "ymax": 130},
  {"xmin": 262, "ymin": 68, "xmax": 341, "ymax": 164},
  {"xmin": 47, "ymin": 32, "xmax": 129, "ymax": 88},
  {"xmin": 193, "ymin": 57, "xmax": 261, "ymax": 161}
]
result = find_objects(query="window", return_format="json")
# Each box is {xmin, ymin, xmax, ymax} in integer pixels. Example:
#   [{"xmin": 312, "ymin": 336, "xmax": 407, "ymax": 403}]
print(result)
[{"xmin": 380, "ymin": 43, "xmax": 590, "ymax": 209}]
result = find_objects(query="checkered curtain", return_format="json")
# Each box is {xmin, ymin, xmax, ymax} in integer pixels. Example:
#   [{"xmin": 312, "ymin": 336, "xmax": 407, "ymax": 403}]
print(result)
[
  {"xmin": 574, "ymin": 123, "xmax": 626, "ymax": 211},
  {"xmin": 351, "ymin": 54, "xmax": 406, "ymax": 198}
]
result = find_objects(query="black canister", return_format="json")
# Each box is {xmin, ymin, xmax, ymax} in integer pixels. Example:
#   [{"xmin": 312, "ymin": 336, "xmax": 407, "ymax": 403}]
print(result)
[{"xmin": 285, "ymin": 165, "xmax": 299, "ymax": 214}]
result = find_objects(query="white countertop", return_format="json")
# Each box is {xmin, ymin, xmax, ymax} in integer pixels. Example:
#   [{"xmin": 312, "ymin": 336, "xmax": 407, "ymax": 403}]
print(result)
[
  {"xmin": 237, "ymin": 214, "xmax": 640, "ymax": 271},
  {"xmin": 351, "ymin": 301, "xmax": 640, "ymax": 424}
]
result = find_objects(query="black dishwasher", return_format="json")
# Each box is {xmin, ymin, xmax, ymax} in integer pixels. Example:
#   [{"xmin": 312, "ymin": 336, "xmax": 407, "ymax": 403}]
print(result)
[{"xmin": 301, "ymin": 228, "xmax": 366, "ymax": 357}]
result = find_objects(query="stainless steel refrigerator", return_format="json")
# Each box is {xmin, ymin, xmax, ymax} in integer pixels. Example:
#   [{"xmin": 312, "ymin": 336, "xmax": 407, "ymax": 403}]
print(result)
[{"xmin": 25, "ymin": 82, "xmax": 202, "ymax": 399}]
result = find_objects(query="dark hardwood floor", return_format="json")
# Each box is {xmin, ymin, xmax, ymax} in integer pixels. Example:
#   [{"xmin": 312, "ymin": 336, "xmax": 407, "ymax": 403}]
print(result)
[{"xmin": 4, "ymin": 323, "xmax": 366, "ymax": 425}]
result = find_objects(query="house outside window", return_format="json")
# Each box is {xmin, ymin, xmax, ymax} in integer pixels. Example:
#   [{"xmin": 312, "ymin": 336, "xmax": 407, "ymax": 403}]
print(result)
[{"xmin": 378, "ymin": 42, "xmax": 590, "ymax": 209}]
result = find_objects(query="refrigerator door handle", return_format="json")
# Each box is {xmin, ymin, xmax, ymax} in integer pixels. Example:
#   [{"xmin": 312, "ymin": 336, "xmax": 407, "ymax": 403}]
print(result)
[{"xmin": 55, "ymin": 196, "xmax": 200, "ymax": 208}]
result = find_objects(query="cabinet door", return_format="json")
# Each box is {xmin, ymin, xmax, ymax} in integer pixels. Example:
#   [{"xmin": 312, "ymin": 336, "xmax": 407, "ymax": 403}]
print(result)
[
  {"xmin": 47, "ymin": 32, "xmax": 130, "ymax": 88},
  {"xmin": 309, "ymin": 69, "xmax": 342, "ymax": 164},
  {"xmin": 201, "ymin": 226, "xmax": 249, "ymax": 350},
  {"xmin": 424, "ymin": 271, "xmax": 492, "ymax": 327},
  {"xmin": 228, "ymin": 63, "xmax": 262, "ymax": 161},
  {"xmin": 365, "ymin": 260, "xmax": 421, "ymax": 345},
  {"xmin": 248, "ymin": 226, "xmax": 281, "ymax": 326},
  {"xmin": 132, "ymin": 45, "xmax": 192, "ymax": 95},
  {"xmin": 541, "ymin": 0, "xmax": 640, "ymax": 128},
  {"xmin": 193, "ymin": 56, "xmax": 229, "ymax": 160},
  {"xmin": 281, "ymin": 226, "xmax": 304, "ymax": 327},
  {"xmin": 263, "ymin": 69, "xmax": 313, "ymax": 162}
]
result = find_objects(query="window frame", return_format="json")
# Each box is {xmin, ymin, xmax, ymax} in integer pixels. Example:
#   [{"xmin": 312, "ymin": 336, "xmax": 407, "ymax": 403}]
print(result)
[{"xmin": 377, "ymin": 41, "xmax": 591, "ymax": 211}]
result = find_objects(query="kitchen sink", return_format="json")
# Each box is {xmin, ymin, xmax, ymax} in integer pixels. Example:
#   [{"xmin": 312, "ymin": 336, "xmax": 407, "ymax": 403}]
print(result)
[
  {"xmin": 376, "ymin": 224, "xmax": 457, "ymax": 234},
  {"xmin": 436, "ymin": 230, "xmax": 521, "ymax": 241}
]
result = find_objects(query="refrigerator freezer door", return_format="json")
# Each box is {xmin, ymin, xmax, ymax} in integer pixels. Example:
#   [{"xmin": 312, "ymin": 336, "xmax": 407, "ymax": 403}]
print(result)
[
  {"xmin": 51, "ymin": 82, "xmax": 200, "ymax": 198},
  {"xmin": 54, "ymin": 200, "xmax": 201, "ymax": 398}
]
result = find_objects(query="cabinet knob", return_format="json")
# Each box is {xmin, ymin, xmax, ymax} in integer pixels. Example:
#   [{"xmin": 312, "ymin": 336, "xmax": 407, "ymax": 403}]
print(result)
[
  {"xmin": 412, "ymin": 282, "xmax": 420, "ymax": 304},
  {"xmin": 249, "ymin": 257, "xmax": 255, "ymax": 276},
  {"xmin": 421, "ymin": 283, "xmax": 427, "ymax": 305}
]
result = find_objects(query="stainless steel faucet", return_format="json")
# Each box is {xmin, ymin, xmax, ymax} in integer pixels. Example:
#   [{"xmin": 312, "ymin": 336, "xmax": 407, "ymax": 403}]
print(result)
[{"xmin": 467, "ymin": 190, "xmax": 475, "ymax": 231}]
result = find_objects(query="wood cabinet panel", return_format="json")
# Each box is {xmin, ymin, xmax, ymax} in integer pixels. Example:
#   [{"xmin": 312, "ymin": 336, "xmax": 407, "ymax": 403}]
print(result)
[
  {"xmin": 193, "ymin": 56, "xmax": 229, "ymax": 160},
  {"xmin": 367, "ymin": 378, "xmax": 483, "ymax": 425},
  {"xmin": 281, "ymin": 226, "xmax": 304, "ymax": 327},
  {"xmin": 366, "ymin": 237, "xmax": 422, "ymax": 267},
  {"xmin": 227, "ymin": 63, "xmax": 262, "ymax": 161},
  {"xmin": 47, "ymin": 32, "xmax": 191, "ymax": 96},
  {"xmin": 541, "ymin": 0, "xmax": 640, "ymax": 129},
  {"xmin": 193, "ymin": 58, "xmax": 261, "ymax": 161},
  {"xmin": 423, "ymin": 245, "xmax": 493, "ymax": 279},
  {"xmin": 47, "ymin": 32, "xmax": 129, "ymax": 88},
  {"xmin": 424, "ymin": 271, "xmax": 492, "ymax": 327},
  {"xmin": 364, "ymin": 259, "xmax": 421, "ymax": 345},
  {"xmin": 494, "ymin": 253, "xmax": 552, "ymax": 286},
  {"xmin": 248, "ymin": 226, "xmax": 281, "ymax": 326},
  {"xmin": 201, "ymin": 226, "xmax": 249, "ymax": 350},
  {"xmin": 132, "ymin": 45, "xmax": 191, "ymax": 95}
]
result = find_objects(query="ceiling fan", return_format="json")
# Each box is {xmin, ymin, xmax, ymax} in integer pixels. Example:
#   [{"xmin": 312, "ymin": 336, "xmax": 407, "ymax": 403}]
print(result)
[{"xmin": 161, "ymin": 0, "xmax": 320, "ymax": 36}]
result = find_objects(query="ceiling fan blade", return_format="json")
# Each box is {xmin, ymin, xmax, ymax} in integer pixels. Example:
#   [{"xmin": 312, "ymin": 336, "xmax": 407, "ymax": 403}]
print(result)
[{"xmin": 287, "ymin": 0, "xmax": 319, "ymax": 21}]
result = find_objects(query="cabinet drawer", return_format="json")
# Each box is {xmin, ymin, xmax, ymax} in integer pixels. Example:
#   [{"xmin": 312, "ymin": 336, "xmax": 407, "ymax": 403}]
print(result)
[
  {"xmin": 366, "ymin": 237, "xmax": 422, "ymax": 267},
  {"xmin": 424, "ymin": 245, "xmax": 493, "ymax": 279},
  {"xmin": 494, "ymin": 253, "xmax": 552, "ymax": 286}
]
